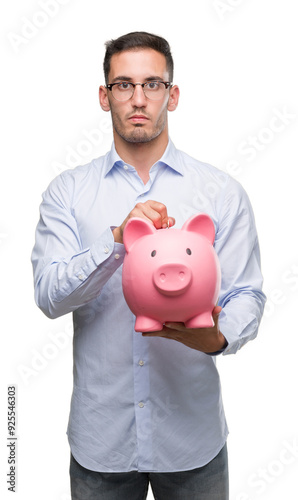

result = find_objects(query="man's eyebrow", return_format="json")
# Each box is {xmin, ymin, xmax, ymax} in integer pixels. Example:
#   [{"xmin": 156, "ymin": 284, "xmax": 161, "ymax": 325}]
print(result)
[
  {"xmin": 145, "ymin": 76, "xmax": 166, "ymax": 82},
  {"xmin": 110, "ymin": 76, "xmax": 133, "ymax": 83},
  {"xmin": 110, "ymin": 76, "xmax": 166, "ymax": 83}
]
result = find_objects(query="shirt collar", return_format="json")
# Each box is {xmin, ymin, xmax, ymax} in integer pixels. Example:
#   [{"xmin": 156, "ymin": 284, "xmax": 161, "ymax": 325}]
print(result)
[{"xmin": 103, "ymin": 139, "xmax": 184, "ymax": 177}]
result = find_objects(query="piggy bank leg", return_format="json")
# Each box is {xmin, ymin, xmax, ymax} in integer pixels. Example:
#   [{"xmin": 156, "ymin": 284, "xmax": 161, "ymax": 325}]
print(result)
[
  {"xmin": 135, "ymin": 316, "xmax": 163, "ymax": 333},
  {"xmin": 185, "ymin": 312, "xmax": 215, "ymax": 329}
]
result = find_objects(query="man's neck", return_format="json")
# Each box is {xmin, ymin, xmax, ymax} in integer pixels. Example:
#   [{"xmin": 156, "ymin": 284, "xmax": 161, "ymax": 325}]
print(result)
[{"xmin": 114, "ymin": 132, "xmax": 169, "ymax": 184}]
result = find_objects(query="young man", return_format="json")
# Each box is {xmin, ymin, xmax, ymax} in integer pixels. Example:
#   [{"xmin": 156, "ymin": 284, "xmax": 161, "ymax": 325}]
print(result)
[{"xmin": 32, "ymin": 32, "xmax": 266, "ymax": 499}]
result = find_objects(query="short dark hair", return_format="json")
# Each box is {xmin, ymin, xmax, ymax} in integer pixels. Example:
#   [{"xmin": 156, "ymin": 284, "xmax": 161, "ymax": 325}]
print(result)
[{"xmin": 103, "ymin": 31, "xmax": 174, "ymax": 84}]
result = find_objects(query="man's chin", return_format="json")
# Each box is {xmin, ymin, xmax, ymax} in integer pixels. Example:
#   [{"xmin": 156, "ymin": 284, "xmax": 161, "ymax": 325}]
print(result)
[
  {"xmin": 120, "ymin": 130, "xmax": 155, "ymax": 144},
  {"xmin": 126, "ymin": 135, "xmax": 152, "ymax": 144}
]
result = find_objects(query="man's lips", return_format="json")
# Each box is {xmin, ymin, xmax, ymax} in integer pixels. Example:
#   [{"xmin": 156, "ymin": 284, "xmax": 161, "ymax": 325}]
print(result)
[{"xmin": 128, "ymin": 115, "xmax": 149, "ymax": 123}]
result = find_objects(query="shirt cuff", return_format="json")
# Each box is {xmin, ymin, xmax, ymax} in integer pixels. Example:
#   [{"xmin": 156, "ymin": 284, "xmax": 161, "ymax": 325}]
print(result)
[
  {"xmin": 91, "ymin": 226, "xmax": 126, "ymax": 267},
  {"xmin": 205, "ymin": 338, "xmax": 229, "ymax": 356}
]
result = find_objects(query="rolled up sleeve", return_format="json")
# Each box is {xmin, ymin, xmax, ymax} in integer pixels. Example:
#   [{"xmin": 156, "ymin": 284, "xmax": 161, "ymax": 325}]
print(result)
[
  {"xmin": 215, "ymin": 178, "xmax": 266, "ymax": 355},
  {"xmin": 31, "ymin": 174, "xmax": 125, "ymax": 319}
]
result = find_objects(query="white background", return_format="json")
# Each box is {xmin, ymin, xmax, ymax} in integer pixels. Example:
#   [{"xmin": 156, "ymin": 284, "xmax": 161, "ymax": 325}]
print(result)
[{"xmin": 1, "ymin": 1, "xmax": 298, "ymax": 499}]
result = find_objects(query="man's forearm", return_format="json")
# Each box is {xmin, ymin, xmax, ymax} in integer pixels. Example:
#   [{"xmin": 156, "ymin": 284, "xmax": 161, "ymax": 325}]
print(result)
[{"xmin": 32, "ymin": 227, "xmax": 125, "ymax": 319}]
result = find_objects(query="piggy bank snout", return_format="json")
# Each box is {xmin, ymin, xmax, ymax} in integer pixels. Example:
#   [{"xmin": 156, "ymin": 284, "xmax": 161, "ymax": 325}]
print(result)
[{"xmin": 153, "ymin": 263, "xmax": 192, "ymax": 296}]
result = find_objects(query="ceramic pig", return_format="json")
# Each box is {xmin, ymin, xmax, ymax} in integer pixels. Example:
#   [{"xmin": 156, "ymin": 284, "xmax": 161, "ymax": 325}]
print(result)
[{"xmin": 122, "ymin": 213, "xmax": 221, "ymax": 332}]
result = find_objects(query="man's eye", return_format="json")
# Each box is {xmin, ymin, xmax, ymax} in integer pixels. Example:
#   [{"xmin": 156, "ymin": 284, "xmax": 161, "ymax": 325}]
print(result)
[
  {"xmin": 146, "ymin": 81, "xmax": 160, "ymax": 90},
  {"xmin": 118, "ymin": 82, "xmax": 131, "ymax": 90}
]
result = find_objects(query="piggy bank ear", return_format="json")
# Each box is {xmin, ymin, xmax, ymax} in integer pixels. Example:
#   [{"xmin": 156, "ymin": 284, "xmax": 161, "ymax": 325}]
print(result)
[
  {"xmin": 123, "ymin": 217, "xmax": 156, "ymax": 252},
  {"xmin": 182, "ymin": 213, "xmax": 215, "ymax": 244}
]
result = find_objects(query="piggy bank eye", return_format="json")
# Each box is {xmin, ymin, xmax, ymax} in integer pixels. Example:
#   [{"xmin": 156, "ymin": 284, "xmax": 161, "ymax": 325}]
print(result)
[
  {"xmin": 186, "ymin": 248, "xmax": 192, "ymax": 255},
  {"xmin": 151, "ymin": 250, "xmax": 157, "ymax": 257}
]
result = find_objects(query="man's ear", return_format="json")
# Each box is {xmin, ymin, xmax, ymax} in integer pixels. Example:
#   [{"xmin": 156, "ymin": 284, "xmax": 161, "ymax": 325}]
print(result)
[
  {"xmin": 99, "ymin": 85, "xmax": 111, "ymax": 112},
  {"xmin": 167, "ymin": 85, "xmax": 180, "ymax": 112}
]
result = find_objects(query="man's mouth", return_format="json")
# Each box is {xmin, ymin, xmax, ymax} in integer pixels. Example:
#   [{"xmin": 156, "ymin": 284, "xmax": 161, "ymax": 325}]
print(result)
[{"xmin": 128, "ymin": 115, "xmax": 149, "ymax": 124}]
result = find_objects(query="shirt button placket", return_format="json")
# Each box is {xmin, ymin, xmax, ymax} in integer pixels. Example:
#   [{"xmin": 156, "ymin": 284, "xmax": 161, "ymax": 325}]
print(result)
[{"xmin": 133, "ymin": 334, "xmax": 153, "ymax": 470}]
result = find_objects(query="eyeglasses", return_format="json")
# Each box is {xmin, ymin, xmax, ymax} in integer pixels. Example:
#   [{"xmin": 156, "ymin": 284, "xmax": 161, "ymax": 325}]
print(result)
[{"xmin": 106, "ymin": 81, "xmax": 172, "ymax": 102}]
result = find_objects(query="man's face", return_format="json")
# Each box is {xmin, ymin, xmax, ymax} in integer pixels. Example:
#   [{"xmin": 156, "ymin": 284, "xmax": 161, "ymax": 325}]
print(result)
[{"xmin": 102, "ymin": 49, "xmax": 174, "ymax": 144}]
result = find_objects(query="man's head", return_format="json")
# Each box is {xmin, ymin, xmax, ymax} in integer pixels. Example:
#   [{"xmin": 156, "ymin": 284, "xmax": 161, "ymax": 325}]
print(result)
[
  {"xmin": 99, "ymin": 32, "xmax": 179, "ymax": 149},
  {"xmin": 103, "ymin": 31, "xmax": 174, "ymax": 85}
]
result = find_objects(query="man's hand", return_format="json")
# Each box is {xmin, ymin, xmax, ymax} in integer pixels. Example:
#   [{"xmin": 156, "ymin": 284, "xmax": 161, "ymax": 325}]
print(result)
[
  {"xmin": 113, "ymin": 200, "xmax": 175, "ymax": 244},
  {"xmin": 142, "ymin": 306, "xmax": 228, "ymax": 354}
]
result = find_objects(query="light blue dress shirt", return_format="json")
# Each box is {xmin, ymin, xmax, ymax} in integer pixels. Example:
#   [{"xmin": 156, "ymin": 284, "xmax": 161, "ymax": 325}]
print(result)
[{"xmin": 31, "ymin": 140, "xmax": 266, "ymax": 473}]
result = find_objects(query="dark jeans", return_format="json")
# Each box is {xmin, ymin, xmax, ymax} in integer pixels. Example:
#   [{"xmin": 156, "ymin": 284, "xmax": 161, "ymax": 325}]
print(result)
[{"xmin": 70, "ymin": 443, "xmax": 229, "ymax": 499}]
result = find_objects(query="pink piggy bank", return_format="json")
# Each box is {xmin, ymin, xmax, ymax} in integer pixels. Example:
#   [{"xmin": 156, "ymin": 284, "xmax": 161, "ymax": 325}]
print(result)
[{"xmin": 122, "ymin": 213, "xmax": 221, "ymax": 332}]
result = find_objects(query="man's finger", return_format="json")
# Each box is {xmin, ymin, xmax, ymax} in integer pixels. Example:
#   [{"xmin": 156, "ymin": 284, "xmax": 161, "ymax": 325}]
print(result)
[
  {"xmin": 143, "ymin": 200, "xmax": 169, "ymax": 229},
  {"xmin": 163, "ymin": 322, "xmax": 186, "ymax": 331},
  {"xmin": 212, "ymin": 306, "xmax": 222, "ymax": 317}
]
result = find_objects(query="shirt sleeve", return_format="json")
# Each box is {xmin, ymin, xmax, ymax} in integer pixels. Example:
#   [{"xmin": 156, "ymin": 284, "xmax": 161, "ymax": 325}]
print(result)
[
  {"xmin": 31, "ymin": 173, "xmax": 126, "ymax": 319},
  {"xmin": 215, "ymin": 177, "xmax": 266, "ymax": 355}
]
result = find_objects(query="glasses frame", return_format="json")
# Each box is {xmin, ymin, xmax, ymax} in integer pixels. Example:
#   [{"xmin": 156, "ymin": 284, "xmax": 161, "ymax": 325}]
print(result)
[{"xmin": 106, "ymin": 81, "xmax": 172, "ymax": 101}]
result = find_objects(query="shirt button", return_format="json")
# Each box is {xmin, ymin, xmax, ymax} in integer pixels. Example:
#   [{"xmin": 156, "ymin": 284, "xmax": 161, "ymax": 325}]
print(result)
[
  {"xmin": 104, "ymin": 247, "xmax": 109, "ymax": 254},
  {"xmin": 139, "ymin": 360, "xmax": 144, "ymax": 366},
  {"xmin": 114, "ymin": 254, "xmax": 120, "ymax": 260},
  {"xmin": 138, "ymin": 402, "xmax": 145, "ymax": 408},
  {"xmin": 78, "ymin": 274, "xmax": 84, "ymax": 280},
  {"xmin": 123, "ymin": 165, "xmax": 129, "ymax": 170}
]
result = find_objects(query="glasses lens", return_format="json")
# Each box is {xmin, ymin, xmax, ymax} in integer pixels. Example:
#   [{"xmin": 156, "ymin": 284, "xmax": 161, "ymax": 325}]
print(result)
[
  {"xmin": 110, "ymin": 82, "xmax": 169, "ymax": 101},
  {"xmin": 144, "ymin": 82, "xmax": 166, "ymax": 100},
  {"xmin": 112, "ymin": 83, "xmax": 134, "ymax": 101}
]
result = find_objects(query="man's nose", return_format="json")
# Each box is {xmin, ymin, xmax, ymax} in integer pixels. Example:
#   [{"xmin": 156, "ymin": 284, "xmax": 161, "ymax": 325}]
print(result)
[{"xmin": 130, "ymin": 84, "xmax": 148, "ymax": 107}]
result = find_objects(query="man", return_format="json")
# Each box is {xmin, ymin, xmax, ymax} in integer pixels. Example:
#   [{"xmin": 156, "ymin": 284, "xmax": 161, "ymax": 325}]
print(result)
[{"xmin": 31, "ymin": 32, "xmax": 266, "ymax": 499}]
